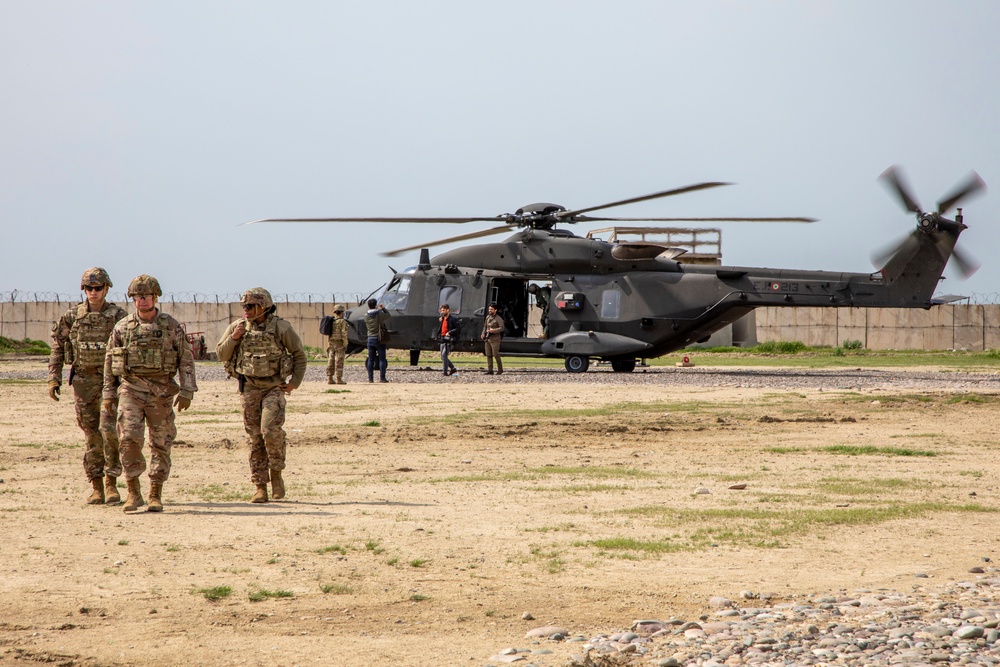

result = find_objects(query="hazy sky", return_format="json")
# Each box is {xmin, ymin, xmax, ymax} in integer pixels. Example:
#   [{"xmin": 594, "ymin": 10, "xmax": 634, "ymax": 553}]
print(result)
[{"xmin": 2, "ymin": 1, "xmax": 998, "ymax": 302}]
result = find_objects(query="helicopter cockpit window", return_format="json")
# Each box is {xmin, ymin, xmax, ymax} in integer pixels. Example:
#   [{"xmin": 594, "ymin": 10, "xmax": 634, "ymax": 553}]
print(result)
[
  {"xmin": 439, "ymin": 286, "xmax": 462, "ymax": 314},
  {"xmin": 380, "ymin": 276, "xmax": 412, "ymax": 310},
  {"xmin": 600, "ymin": 289, "xmax": 621, "ymax": 319}
]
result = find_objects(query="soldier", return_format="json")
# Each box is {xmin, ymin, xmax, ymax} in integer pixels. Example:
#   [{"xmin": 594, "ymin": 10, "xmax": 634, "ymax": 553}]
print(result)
[
  {"xmin": 528, "ymin": 283, "xmax": 551, "ymax": 338},
  {"xmin": 48, "ymin": 268, "xmax": 129, "ymax": 504},
  {"xmin": 481, "ymin": 302, "xmax": 504, "ymax": 375},
  {"xmin": 216, "ymin": 288, "xmax": 307, "ymax": 503},
  {"xmin": 325, "ymin": 305, "xmax": 348, "ymax": 385},
  {"xmin": 363, "ymin": 298, "xmax": 390, "ymax": 383},
  {"xmin": 103, "ymin": 275, "xmax": 197, "ymax": 513}
]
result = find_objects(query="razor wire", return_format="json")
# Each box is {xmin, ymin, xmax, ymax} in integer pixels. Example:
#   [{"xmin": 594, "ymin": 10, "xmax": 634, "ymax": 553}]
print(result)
[{"xmin": 1, "ymin": 291, "xmax": 372, "ymax": 305}]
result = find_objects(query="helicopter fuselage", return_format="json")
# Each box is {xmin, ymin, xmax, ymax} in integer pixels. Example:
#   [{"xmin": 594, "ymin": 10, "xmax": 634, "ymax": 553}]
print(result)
[{"xmin": 344, "ymin": 225, "xmax": 955, "ymax": 372}]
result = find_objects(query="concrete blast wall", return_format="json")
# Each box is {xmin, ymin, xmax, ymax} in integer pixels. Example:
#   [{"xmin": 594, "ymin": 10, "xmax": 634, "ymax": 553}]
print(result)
[{"xmin": 3, "ymin": 301, "xmax": 999, "ymax": 351}]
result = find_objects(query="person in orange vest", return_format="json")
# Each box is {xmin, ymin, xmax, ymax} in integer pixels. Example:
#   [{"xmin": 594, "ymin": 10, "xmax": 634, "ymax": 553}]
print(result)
[{"xmin": 435, "ymin": 304, "xmax": 462, "ymax": 377}]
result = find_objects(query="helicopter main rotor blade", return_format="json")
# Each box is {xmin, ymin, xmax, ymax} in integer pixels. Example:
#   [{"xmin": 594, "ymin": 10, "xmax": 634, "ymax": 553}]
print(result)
[
  {"xmin": 380, "ymin": 225, "xmax": 513, "ymax": 257},
  {"xmin": 560, "ymin": 182, "xmax": 731, "ymax": 218},
  {"xmin": 936, "ymin": 171, "xmax": 986, "ymax": 214},
  {"xmin": 241, "ymin": 216, "xmax": 503, "ymax": 226},
  {"xmin": 878, "ymin": 166, "xmax": 923, "ymax": 215},
  {"xmin": 574, "ymin": 216, "xmax": 817, "ymax": 223},
  {"xmin": 948, "ymin": 244, "xmax": 980, "ymax": 278}
]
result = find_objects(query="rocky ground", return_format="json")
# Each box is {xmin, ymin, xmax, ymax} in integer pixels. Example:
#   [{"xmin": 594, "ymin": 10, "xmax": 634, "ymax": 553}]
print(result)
[{"xmin": 1, "ymin": 356, "xmax": 998, "ymax": 667}]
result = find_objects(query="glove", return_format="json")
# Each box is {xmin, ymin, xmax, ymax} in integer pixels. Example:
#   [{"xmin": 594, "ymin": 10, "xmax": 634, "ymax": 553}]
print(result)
[
  {"xmin": 174, "ymin": 395, "xmax": 191, "ymax": 411},
  {"xmin": 48, "ymin": 381, "xmax": 60, "ymax": 401}
]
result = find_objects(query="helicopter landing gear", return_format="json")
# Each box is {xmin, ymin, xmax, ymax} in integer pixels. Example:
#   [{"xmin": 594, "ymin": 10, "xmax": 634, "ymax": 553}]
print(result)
[
  {"xmin": 564, "ymin": 355, "xmax": 590, "ymax": 373},
  {"xmin": 610, "ymin": 358, "xmax": 637, "ymax": 373}
]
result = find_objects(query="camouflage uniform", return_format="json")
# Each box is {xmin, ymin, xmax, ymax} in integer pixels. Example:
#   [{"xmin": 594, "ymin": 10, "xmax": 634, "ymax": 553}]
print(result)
[
  {"xmin": 216, "ymin": 288, "xmax": 307, "ymax": 502},
  {"xmin": 325, "ymin": 307, "xmax": 348, "ymax": 384},
  {"xmin": 48, "ymin": 268, "xmax": 128, "ymax": 502},
  {"xmin": 481, "ymin": 308, "xmax": 504, "ymax": 375},
  {"xmin": 103, "ymin": 275, "xmax": 197, "ymax": 512}
]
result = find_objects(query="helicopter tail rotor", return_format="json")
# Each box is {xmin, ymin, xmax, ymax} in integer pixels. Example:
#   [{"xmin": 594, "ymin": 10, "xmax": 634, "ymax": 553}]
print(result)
[{"xmin": 873, "ymin": 166, "xmax": 985, "ymax": 280}]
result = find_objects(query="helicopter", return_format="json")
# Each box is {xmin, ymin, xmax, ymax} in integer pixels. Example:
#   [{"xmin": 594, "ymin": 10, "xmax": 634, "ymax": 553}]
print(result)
[{"xmin": 247, "ymin": 167, "xmax": 985, "ymax": 373}]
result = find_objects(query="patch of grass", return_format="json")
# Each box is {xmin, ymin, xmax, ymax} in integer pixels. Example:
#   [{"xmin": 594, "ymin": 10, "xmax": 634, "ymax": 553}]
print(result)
[
  {"xmin": 324, "ymin": 389, "xmax": 351, "ymax": 394},
  {"xmin": 316, "ymin": 544, "xmax": 348, "ymax": 555},
  {"xmin": 196, "ymin": 585, "xmax": 232, "ymax": 601},
  {"xmin": 365, "ymin": 540, "xmax": 385, "ymax": 555},
  {"xmin": 409, "ymin": 559, "xmax": 429, "ymax": 568},
  {"xmin": 186, "ymin": 484, "xmax": 247, "ymax": 502},
  {"xmin": 320, "ymin": 583, "xmax": 353, "ymax": 594},
  {"xmin": 248, "ymin": 587, "xmax": 293, "ymax": 602},
  {"xmin": 589, "ymin": 537, "xmax": 686, "ymax": 554},
  {"xmin": 165, "ymin": 544, "xmax": 180, "ymax": 552},
  {"xmin": 946, "ymin": 393, "xmax": 997, "ymax": 404},
  {"xmin": 117, "ymin": 539, "xmax": 129, "ymax": 546},
  {"xmin": 433, "ymin": 466, "xmax": 655, "ymax": 484},
  {"xmin": 0, "ymin": 336, "xmax": 50, "ymax": 355},
  {"xmin": 409, "ymin": 594, "xmax": 429, "ymax": 601},
  {"xmin": 608, "ymin": 502, "xmax": 996, "ymax": 551},
  {"xmin": 822, "ymin": 445, "xmax": 937, "ymax": 457},
  {"xmin": 362, "ymin": 419, "xmax": 381, "ymax": 427}
]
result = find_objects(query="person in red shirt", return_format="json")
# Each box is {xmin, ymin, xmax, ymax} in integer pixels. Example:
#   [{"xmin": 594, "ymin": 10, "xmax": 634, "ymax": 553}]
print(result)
[{"xmin": 436, "ymin": 304, "xmax": 461, "ymax": 376}]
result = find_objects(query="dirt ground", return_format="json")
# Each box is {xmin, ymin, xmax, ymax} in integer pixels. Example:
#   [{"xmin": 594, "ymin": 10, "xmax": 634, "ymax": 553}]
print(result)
[{"xmin": 1, "ymin": 357, "xmax": 998, "ymax": 667}]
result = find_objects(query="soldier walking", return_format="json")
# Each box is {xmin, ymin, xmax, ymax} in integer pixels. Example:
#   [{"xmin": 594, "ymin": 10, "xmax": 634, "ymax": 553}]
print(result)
[
  {"xmin": 103, "ymin": 275, "xmax": 197, "ymax": 513},
  {"xmin": 481, "ymin": 302, "xmax": 504, "ymax": 375},
  {"xmin": 325, "ymin": 305, "xmax": 348, "ymax": 385},
  {"xmin": 48, "ymin": 268, "xmax": 129, "ymax": 504},
  {"xmin": 216, "ymin": 288, "xmax": 307, "ymax": 503}
]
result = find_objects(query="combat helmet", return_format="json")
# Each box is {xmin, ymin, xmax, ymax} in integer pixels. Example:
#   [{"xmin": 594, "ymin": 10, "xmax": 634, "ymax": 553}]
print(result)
[
  {"xmin": 81, "ymin": 267, "xmax": 112, "ymax": 290},
  {"xmin": 127, "ymin": 274, "xmax": 163, "ymax": 297},
  {"xmin": 240, "ymin": 287, "xmax": 274, "ymax": 310}
]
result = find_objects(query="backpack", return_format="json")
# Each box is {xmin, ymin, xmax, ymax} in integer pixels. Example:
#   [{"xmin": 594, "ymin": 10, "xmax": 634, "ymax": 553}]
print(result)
[{"xmin": 319, "ymin": 315, "xmax": 334, "ymax": 336}]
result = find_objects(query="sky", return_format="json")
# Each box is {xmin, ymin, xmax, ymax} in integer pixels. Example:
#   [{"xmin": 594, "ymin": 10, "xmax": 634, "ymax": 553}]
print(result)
[{"xmin": 2, "ymin": 1, "xmax": 999, "ymax": 303}]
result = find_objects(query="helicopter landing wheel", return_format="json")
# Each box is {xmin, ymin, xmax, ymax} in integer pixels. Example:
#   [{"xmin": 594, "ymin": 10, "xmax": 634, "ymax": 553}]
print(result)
[
  {"xmin": 564, "ymin": 355, "xmax": 590, "ymax": 373},
  {"xmin": 610, "ymin": 358, "xmax": 636, "ymax": 373}
]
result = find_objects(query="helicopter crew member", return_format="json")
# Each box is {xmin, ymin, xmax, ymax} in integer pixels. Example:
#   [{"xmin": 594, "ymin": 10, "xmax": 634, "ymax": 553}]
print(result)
[
  {"xmin": 481, "ymin": 303, "xmax": 504, "ymax": 375},
  {"xmin": 325, "ymin": 305, "xmax": 348, "ymax": 385},
  {"xmin": 528, "ymin": 284, "xmax": 551, "ymax": 338},
  {"xmin": 217, "ymin": 288, "xmax": 307, "ymax": 504},
  {"xmin": 363, "ymin": 298, "xmax": 390, "ymax": 383},
  {"xmin": 436, "ymin": 304, "xmax": 461, "ymax": 377},
  {"xmin": 48, "ymin": 267, "xmax": 129, "ymax": 505},
  {"xmin": 103, "ymin": 275, "xmax": 197, "ymax": 513}
]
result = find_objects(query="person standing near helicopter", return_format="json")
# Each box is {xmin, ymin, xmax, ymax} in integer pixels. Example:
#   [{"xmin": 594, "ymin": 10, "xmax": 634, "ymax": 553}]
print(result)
[
  {"xmin": 436, "ymin": 303, "xmax": 461, "ymax": 377},
  {"xmin": 481, "ymin": 303, "xmax": 504, "ymax": 375},
  {"xmin": 363, "ymin": 298, "xmax": 391, "ymax": 383}
]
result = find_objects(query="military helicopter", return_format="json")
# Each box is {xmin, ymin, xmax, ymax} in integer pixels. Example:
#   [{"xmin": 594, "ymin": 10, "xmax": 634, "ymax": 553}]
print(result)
[{"xmin": 247, "ymin": 166, "xmax": 985, "ymax": 372}]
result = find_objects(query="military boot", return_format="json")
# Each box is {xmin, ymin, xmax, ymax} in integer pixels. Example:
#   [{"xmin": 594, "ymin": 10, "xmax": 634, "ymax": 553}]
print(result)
[
  {"xmin": 251, "ymin": 484, "xmax": 268, "ymax": 503},
  {"xmin": 104, "ymin": 476, "xmax": 121, "ymax": 504},
  {"xmin": 326, "ymin": 372, "xmax": 334, "ymax": 385},
  {"xmin": 122, "ymin": 478, "xmax": 145, "ymax": 513},
  {"xmin": 270, "ymin": 469, "xmax": 285, "ymax": 500},
  {"xmin": 335, "ymin": 371, "xmax": 346, "ymax": 384},
  {"xmin": 147, "ymin": 481, "xmax": 164, "ymax": 513},
  {"xmin": 87, "ymin": 477, "xmax": 105, "ymax": 505}
]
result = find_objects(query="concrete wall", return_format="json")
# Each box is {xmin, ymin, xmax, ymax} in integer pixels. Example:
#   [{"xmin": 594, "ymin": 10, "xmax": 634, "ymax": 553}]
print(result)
[
  {"xmin": 754, "ymin": 304, "xmax": 1000, "ymax": 350},
  {"xmin": 3, "ymin": 301, "xmax": 999, "ymax": 351}
]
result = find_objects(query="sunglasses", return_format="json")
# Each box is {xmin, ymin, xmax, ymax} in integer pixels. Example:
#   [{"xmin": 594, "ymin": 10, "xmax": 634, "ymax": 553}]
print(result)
[
  {"xmin": 83, "ymin": 285, "xmax": 105, "ymax": 292},
  {"xmin": 242, "ymin": 304, "xmax": 259, "ymax": 311}
]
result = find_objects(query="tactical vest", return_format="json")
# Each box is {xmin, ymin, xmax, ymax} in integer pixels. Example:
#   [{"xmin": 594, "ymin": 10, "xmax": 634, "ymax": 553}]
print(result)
[
  {"xmin": 234, "ymin": 317, "xmax": 287, "ymax": 378},
  {"xmin": 65, "ymin": 303, "xmax": 120, "ymax": 370},
  {"xmin": 109, "ymin": 314, "xmax": 179, "ymax": 377}
]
